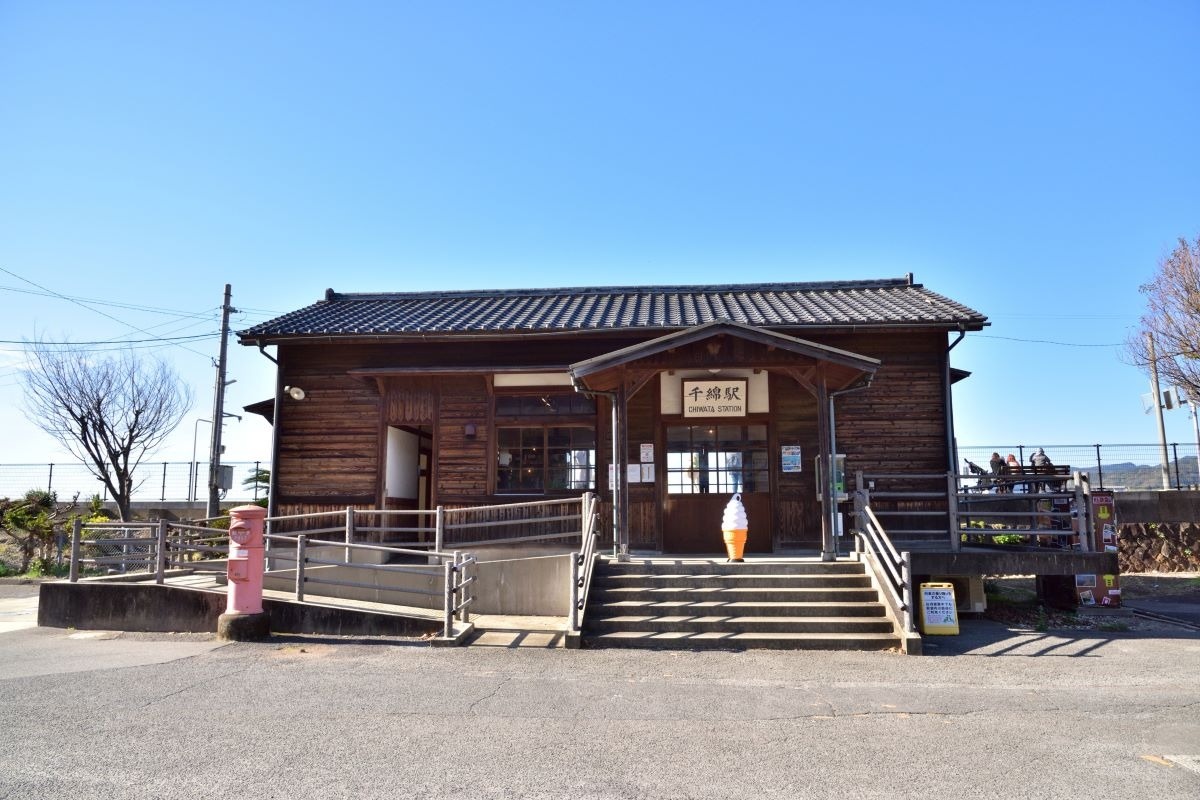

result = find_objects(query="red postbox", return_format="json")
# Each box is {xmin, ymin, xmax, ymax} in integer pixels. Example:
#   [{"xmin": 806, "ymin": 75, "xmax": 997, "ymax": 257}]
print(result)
[{"xmin": 224, "ymin": 505, "xmax": 267, "ymax": 617}]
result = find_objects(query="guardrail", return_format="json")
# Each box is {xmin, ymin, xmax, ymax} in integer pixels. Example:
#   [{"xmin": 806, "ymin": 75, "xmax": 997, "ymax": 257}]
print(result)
[
  {"xmin": 65, "ymin": 495, "xmax": 594, "ymax": 638},
  {"xmin": 264, "ymin": 534, "xmax": 474, "ymax": 639},
  {"xmin": 851, "ymin": 489, "xmax": 913, "ymax": 634},
  {"xmin": 1, "ymin": 460, "xmax": 267, "ymax": 504},
  {"xmin": 956, "ymin": 471, "xmax": 1095, "ymax": 551},
  {"xmin": 68, "ymin": 519, "xmax": 164, "ymax": 581},
  {"xmin": 568, "ymin": 493, "xmax": 600, "ymax": 633}
]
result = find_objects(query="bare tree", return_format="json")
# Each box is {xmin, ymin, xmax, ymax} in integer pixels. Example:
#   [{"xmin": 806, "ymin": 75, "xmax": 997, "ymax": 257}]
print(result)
[
  {"xmin": 1127, "ymin": 236, "xmax": 1200, "ymax": 403},
  {"xmin": 21, "ymin": 344, "xmax": 193, "ymax": 521}
]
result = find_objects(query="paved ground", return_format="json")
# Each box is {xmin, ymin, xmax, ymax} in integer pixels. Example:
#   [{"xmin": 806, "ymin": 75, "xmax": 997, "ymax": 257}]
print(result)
[{"xmin": 2, "ymin": 601, "xmax": 1199, "ymax": 799}]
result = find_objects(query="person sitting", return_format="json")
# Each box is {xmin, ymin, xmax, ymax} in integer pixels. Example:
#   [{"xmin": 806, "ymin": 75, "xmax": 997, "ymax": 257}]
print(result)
[
  {"xmin": 1005, "ymin": 453, "xmax": 1021, "ymax": 492},
  {"xmin": 1030, "ymin": 447, "xmax": 1054, "ymax": 492},
  {"xmin": 988, "ymin": 452, "xmax": 1007, "ymax": 493}
]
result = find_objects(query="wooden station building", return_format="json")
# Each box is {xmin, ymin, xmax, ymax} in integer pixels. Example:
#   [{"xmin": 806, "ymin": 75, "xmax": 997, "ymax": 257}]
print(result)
[{"xmin": 238, "ymin": 276, "xmax": 988, "ymax": 559}]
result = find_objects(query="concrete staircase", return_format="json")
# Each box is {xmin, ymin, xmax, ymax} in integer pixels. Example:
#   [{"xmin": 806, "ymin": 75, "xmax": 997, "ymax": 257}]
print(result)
[{"xmin": 581, "ymin": 557, "xmax": 901, "ymax": 650}]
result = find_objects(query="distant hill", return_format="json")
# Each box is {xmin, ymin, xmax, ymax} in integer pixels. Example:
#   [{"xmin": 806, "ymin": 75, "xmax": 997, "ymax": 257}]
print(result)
[{"xmin": 1095, "ymin": 457, "xmax": 1200, "ymax": 490}]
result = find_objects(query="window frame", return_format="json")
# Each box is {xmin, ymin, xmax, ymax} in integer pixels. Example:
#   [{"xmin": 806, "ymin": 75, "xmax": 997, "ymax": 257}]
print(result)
[{"xmin": 493, "ymin": 390, "xmax": 598, "ymax": 496}]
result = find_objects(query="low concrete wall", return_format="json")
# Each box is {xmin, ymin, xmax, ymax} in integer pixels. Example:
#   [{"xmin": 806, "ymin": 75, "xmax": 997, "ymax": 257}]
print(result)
[
  {"xmin": 1114, "ymin": 490, "xmax": 1200, "ymax": 524},
  {"xmin": 39, "ymin": 581, "xmax": 224, "ymax": 632},
  {"xmin": 38, "ymin": 580, "xmax": 440, "ymax": 637},
  {"xmin": 263, "ymin": 553, "xmax": 571, "ymax": 616}
]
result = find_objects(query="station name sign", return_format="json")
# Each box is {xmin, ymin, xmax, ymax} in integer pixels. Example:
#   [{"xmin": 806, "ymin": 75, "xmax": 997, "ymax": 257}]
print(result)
[{"xmin": 682, "ymin": 380, "xmax": 747, "ymax": 418}]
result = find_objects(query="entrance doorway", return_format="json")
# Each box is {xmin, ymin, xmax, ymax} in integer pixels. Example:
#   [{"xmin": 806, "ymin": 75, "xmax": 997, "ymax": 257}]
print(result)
[
  {"xmin": 384, "ymin": 425, "xmax": 433, "ymax": 511},
  {"xmin": 662, "ymin": 423, "xmax": 772, "ymax": 553}
]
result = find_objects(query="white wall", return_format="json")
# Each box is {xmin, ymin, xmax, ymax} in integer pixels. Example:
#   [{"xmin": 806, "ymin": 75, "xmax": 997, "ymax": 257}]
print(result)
[{"xmin": 385, "ymin": 427, "xmax": 419, "ymax": 499}]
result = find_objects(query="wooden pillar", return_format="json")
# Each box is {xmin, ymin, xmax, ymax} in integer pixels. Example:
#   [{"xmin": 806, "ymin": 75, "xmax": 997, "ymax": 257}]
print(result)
[
  {"xmin": 615, "ymin": 381, "xmax": 631, "ymax": 560},
  {"xmin": 815, "ymin": 366, "xmax": 836, "ymax": 561}
]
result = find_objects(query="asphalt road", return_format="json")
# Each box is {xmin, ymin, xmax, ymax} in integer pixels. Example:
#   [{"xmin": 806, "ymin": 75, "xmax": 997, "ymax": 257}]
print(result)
[{"xmin": 1, "ymin": 615, "xmax": 1198, "ymax": 799}]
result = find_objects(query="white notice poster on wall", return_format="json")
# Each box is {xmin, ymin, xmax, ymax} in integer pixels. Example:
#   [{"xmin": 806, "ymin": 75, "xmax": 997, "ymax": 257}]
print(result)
[
  {"xmin": 641, "ymin": 463, "xmax": 655, "ymax": 482},
  {"xmin": 640, "ymin": 443, "xmax": 654, "ymax": 463},
  {"xmin": 627, "ymin": 464, "xmax": 642, "ymax": 484}
]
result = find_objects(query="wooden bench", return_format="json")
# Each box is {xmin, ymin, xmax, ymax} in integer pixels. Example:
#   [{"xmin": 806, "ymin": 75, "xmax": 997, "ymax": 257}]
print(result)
[{"xmin": 994, "ymin": 464, "xmax": 1071, "ymax": 493}]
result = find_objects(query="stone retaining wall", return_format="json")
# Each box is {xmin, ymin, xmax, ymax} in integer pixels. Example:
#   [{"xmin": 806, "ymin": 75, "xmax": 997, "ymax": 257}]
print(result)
[{"xmin": 1118, "ymin": 522, "xmax": 1200, "ymax": 572}]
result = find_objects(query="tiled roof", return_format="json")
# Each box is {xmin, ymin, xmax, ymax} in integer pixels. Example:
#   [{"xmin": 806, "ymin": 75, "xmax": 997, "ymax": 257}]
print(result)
[{"xmin": 238, "ymin": 277, "xmax": 987, "ymax": 340}]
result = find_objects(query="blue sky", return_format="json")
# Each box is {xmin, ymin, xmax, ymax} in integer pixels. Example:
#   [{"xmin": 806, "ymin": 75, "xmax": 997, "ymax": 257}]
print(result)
[{"xmin": 2, "ymin": 1, "xmax": 1199, "ymax": 472}]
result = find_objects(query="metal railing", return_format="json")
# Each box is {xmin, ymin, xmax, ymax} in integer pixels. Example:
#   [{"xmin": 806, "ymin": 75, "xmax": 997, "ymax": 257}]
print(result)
[
  {"xmin": 265, "ymin": 534, "xmax": 474, "ymax": 639},
  {"xmin": 2, "ymin": 461, "xmax": 267, "ymax": 504},
  {"xmin": 956, "ymin": 471, "xmax": 1095, "ymax": 552},
  {"xmin": 959, "ymin": 444, "xmax": 1200, "ymax": 491},
  {"xmin": 65, "ymin": 495, "xmax": 596, "ymax": 638},
  {"xmin": 851, "ymin": 468, "xmax": 1098, "ymax": 554},
  {"xmin": 568, "ymin": 492, "xmax": 600, "ymax": 633},
  {"xmin": 443, "ymin": 496, "xmax": 591, "ymax": 547},
  {"xmin": 68, "ymin": 519, "xmax": 164, "ymax": 581},
  {"xmin": 851, "ymin": 489, "xmax": 913, "ymax": 634}
]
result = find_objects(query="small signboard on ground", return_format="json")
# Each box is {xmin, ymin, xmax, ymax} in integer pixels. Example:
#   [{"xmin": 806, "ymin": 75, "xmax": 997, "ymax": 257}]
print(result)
[{"xmin": 919, "ymin": 582, "xmax": 960, "ymax": 635}]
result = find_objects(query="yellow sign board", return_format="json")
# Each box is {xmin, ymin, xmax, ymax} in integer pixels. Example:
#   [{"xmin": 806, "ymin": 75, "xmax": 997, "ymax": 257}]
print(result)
[{"xmin": 919, "ymin": 582, "xmax": 960, "ymax": 635}]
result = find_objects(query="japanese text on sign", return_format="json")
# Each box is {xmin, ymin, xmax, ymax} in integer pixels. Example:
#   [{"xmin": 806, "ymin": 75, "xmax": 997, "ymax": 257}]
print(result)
[{"xmin": 682, "ymin": 380, "xmax": 747, "ymax": 418}]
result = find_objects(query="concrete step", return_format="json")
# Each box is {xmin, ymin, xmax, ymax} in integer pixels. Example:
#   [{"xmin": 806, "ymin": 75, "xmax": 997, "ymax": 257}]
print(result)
[
  {"xmin": 594, "ymin": 573, "xmax": 872, "ymax": 589},
  {"xmin": 582, "ymin": 557, "xmax": 900, "ymax": 651},
  {"xmin": 601, "ymin": 559, "xmax": 867, "ymax": 576},
  {"xmin": 590, "ymin": 599, "xmax": 887, "ymax": 618},
  {"xmin": 583, "ymin": 630, "xmax": 900, "ymax": 651},
  {"xmin": 590, "ymin": 586, "xmax": 882, "ymax": 604},
  {"xmin": 586, "ymin": 615, "xmax": 895, "ymax": 634}
]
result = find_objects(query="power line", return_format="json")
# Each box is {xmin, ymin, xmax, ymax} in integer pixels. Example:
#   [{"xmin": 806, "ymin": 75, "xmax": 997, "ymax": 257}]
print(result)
[
  {"xmin": 0, "ymin": 284, "xmax": 219, "ymax": 320},
  {"xmin": 972, "ymin": 334, "xmax": 1123, "ymax": 348},
  {"xmin": 0, "ymin": 333, "xmax": 216, "ymax": 346},
  {"xmin": 0, "ymin": 265, "xmax": 214, "ymax": 359}
]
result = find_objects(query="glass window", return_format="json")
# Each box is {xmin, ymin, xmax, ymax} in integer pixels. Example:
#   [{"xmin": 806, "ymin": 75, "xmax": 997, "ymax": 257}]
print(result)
[
  {"xmin": 665, "ymin": 425, "xmax": 769, "ymax": 495},
  {"xmin": 497, "ymin": 426, "xmax": 595, "ymax": 494},
  {"xmin": 494, "ymin": 392, "xmax": 597, "ymax": 494},
  {"xmin": 495, "ymin": 393, "xmax": 595, "ymax": 418}
]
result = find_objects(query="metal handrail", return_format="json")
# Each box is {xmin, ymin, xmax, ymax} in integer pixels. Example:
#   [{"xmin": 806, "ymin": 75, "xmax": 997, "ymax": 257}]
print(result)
[
  {"xmin": 853, "ymin": 489, "xmax": 913, "ymax": 634},
  {"xmin": 568, "ymin": 493, "xmax": 600, "ymax": 633}
]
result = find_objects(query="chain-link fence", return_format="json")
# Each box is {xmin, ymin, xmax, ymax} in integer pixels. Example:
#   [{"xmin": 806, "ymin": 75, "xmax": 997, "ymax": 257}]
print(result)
[
  {"xmin": 0, "ymin": 461, "xmax": 267, "ymax": 503},
  {"xmin": 958, "ymin": 444, "xmax": 1200, "ymax": 491}
]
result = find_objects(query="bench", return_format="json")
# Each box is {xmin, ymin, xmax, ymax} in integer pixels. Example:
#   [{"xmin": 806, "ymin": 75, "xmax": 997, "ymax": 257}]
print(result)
[{"xmin": 993, "ymin": 464, "xmax": 1071, "ymax": 493}]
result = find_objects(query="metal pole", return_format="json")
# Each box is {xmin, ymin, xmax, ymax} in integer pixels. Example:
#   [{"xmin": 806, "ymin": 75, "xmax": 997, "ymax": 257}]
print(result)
[
  {"xmin": 1190, "ymin": 399, "xmax": 1200, "ymax": 488},
  {"xmin": 160, "ymin": 462, "xmax": 167, "ymax": 501},
  {"xmin": 455, "ymin": 551, "xmax": 468, "ymax": 623},
  {"xmin": 900, "ymin": 551, "xmax": 914, "ymax": 633},
  {"xmin": 190, "ymin": 419, "xmax": 210, "ymax": 503},
  {"xmin": 1074, "ymin": 472, "xmax": 1091, "ymax": 552},
  {"xmin": 946, "ymin": 472, "xmax": 960, "ymax": 552},
  {"xmin": 69, "ymin": 517, "xmax": 81, "ymax": 582},
  {"xmin": 443, "ymin": 560, "xmax": 454, "ymax": 638},
  {"xmin": 345, "ymin": 506, "xmax": 354, "ymax": 563},
  {"xmin": 1172, "ymin": 443, "xmax": 1182, "ymax": 489},
  {"xmin": 156, "ymin": 520, "xmax": 168, "ymax": 583},
  {"xmin": 295, "ymin": 535, "xmax": 307, "ymax": 601},
  {"xmin": 1147, "ymin": 332, "xmax": 1172, "ymax": 490},
  {"xmin": 570, "ymin": 554, "xmax": 581, "ymax": 632},
  {"xmin": 48, "ymin": 463, "xmax": 54, "ymax": 494},
  {"xmin": 435, "ymin": 506, "xmax": 444, "ymax": 553},
  {"xmin": 1094, "ymin": 444, "xmax": 1104, "ymax": 490},
  {"xmin": 207, "ymin": 284, "xmax": 236, "ymax": 518}
]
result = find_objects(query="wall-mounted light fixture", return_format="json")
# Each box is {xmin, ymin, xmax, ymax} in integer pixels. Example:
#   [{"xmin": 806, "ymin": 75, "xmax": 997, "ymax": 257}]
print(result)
[
  {"xmin": 464, "ymin": 422, "xmax": 477, "ymax": 439},
  {"xmin": 284, "ymin": 385, "xmax": 306, "ymax": 400}
]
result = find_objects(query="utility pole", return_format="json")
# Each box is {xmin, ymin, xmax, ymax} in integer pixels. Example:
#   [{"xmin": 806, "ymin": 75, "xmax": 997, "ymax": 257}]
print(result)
[
  {"xmin": 1146, "ymin": 332, "xmax": 1172, "ymax": 490},
  {"xmin": 1188, "ymin": 393, "xmax": 1200, "ymax": 487},
  {"xmin": 207, "ymin": 284, "xmax": 237, "ymax": 518}
]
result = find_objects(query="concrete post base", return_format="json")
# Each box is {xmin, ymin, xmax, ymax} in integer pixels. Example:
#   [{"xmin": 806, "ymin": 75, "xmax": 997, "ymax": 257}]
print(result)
[{"xmin": 217, "ymin": 611, "xmax": 271, "ymax": 641}]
